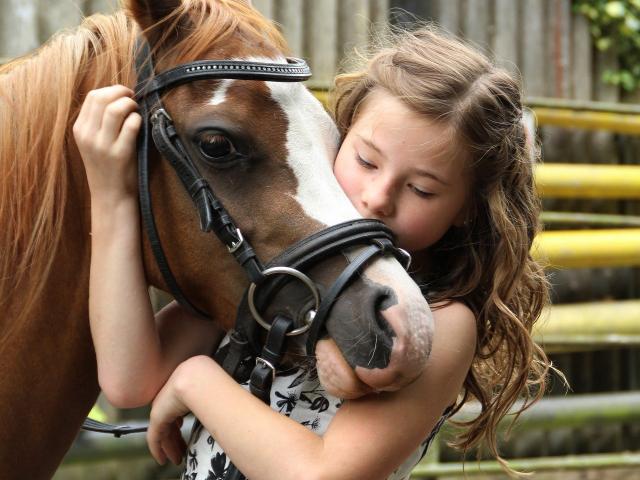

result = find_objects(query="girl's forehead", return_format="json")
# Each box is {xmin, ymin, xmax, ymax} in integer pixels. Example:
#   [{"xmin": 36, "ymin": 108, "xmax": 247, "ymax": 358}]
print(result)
[{"xmin": 355, "ymin": 91, "xmax": 461, "ymax": 165}]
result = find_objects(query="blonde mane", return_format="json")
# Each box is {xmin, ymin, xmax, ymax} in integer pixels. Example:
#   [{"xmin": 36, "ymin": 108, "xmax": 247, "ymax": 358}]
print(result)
[{"xmin": 0, "ymin": 1, "xmax": 286, "ymax": 327}]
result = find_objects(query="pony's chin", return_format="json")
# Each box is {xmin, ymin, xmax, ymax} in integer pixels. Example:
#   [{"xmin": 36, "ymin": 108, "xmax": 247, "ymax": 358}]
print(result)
[
  {"xmin": 314, "ymin": 338, "xmax": 375, "ymax": 399},
  {"xmin": 315, "ymin": 335, "xmax": 427, "ymax": 399}
]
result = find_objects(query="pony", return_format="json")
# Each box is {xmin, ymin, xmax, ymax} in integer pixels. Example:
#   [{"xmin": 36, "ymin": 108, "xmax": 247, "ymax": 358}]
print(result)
[{"xmin": 0, "ymin": 1, "xmax": 432, "ymax": 477}]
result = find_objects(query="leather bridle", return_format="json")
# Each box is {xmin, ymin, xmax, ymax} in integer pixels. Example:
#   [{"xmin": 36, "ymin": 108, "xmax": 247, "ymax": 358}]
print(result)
[
  {"xmin": 132, "ymin": 38, "xmax": 410, "ymax": 350},
  {"xmin": 82, "ymin": 40, "xmax": 411, "ymax": 477}
]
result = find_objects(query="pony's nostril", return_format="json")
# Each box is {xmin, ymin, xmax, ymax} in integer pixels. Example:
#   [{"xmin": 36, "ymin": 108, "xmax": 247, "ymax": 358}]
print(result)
[
  {"xmin": 324, "ymin": 279, "xmax": 405, "ymax": 371},
  {"xmin": 375, "ymin": 286, "xmax": 398, "ymax": 312},
  {"xmin": 372, "ymin": 287, "xmax": 397, "ymax": 340}
]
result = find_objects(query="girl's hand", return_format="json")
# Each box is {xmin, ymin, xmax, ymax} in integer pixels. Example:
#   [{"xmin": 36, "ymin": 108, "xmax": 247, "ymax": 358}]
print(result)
[
  {"xmin": 73, "ymin": 85, "xmax": 141, "ymax": 205},
  {"xmin": 147, "ymin": 367, "xmax": 191, "ymax": 466}
]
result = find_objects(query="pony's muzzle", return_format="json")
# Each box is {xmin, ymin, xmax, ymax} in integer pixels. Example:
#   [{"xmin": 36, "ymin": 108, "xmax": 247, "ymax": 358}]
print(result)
[{"xmin": 321, "ymin": 263, "xmax": 434, "ymax": 394}]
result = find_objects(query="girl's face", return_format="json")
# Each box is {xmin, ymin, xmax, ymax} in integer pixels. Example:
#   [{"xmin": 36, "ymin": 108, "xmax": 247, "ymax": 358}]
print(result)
[{"xmin": 334, "ymin": 89, "xmax": 471, "ymax": 253}]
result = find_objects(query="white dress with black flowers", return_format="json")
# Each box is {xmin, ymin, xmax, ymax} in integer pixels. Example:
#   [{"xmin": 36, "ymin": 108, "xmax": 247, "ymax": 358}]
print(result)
[{"xmin": 181, "ymin": 340, "xmax": 450, "ymax": 480}]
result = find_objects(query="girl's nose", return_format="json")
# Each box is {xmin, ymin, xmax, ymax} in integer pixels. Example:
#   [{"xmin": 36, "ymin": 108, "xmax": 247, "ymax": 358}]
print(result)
[{"xmin": 362, "ymin": 180, "xmax": 394, "ymax": 217}]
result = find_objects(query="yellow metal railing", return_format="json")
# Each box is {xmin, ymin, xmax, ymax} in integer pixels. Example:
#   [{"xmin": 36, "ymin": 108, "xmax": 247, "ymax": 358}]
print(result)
[
  {"xmin": 528, "ymin": 96, "xmax": 640, "ymax": 135},
  {"xmin": 535, "ymin": 163, "xmax": 640, "ymax": 198},
  {"xmin": 533, "ymin": 229, "xmax": 640, "ymax": 268},
  {"xmin": 535, "ymin": 300, "xmax": 640, "ymax": 350},
  {"xmin": 541, "ymin": 211, "xmax": 640, "ymax": 227},
  {"xmin": 532, "ymin": 108, "xmax": 640, "ymax": 135}
]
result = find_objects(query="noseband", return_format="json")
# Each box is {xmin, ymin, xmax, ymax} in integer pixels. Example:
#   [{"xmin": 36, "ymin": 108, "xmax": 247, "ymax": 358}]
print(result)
[{"xmin": 83, "ymin": 40, "xmax": 411, "ymax": 459}]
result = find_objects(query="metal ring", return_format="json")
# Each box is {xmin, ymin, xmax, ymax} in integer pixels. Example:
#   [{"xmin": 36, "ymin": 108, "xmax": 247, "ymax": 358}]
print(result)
[{"xmin": 248, "ymin": 266, "xmax": 320, "ymax": 336}]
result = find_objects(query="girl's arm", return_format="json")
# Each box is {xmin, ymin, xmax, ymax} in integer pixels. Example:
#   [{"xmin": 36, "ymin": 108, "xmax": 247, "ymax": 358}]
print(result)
[
  {"xmin": 74, "ymin": 86, "xmax": 223, "ymax": 408},
  {"xmin": 148, "ymin": 301, "xmax": 476, "ymax": 480}
]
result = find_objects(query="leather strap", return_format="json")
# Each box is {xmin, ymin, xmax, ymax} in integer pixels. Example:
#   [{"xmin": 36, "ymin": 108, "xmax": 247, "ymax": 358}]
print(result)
[
  {"xmin": 138, "ymin": 58, "xmax": 311, "ymax": 99},
  {"xmin": 81, "ymin": 418, "xmax": 147, "ymax": 437},
  {"xmin": 268, "ymin": 219, "xmax": 396, "ymax": 267},
  {"xmin": 250, "ymin": 315, "xmax": 293, "ymax": 403},
  {"xmin": 224, "ymin": 316, "xmax": 293, "ymax": 480},
  {"xmin": 305, "ymin": 241, "xmax": 392, "ymax": 354},
  {"xmin": 221, "ymin": 330, "xmax": 252, "ymax": 380},
  {"xmin": 136, "ymin": 40, "xmax": 210, "ymax": 319}
]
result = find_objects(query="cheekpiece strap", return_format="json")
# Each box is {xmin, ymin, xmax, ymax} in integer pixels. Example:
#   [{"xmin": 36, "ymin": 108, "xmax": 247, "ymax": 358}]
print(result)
[{"xmin": 249, "ymin": 315, "xmax": 294, "ymax": 403}]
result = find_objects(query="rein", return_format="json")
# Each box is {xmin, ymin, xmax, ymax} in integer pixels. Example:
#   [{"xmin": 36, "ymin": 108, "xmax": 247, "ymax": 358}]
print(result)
[{"xmin": 82, "ymin": 39, "xmax": 410, "ymax": 479}]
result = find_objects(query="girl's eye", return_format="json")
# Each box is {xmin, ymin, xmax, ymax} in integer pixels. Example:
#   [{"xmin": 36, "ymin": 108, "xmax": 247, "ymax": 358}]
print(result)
[
  {"xmin": 196, "ymin": 132, "xmax": 236, "ymax": 162},
  {"xmin": 356, "ymin": 154, "xmax": 376, "ymax": 169},
  {"xmin": 410, "ymin": 185, "xmax": 434, "ymax": 198}
]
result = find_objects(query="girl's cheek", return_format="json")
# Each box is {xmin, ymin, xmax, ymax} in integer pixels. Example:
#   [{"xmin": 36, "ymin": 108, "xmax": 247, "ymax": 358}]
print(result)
[{"xmin": 335, "ymin": 162, "xmax": 358, "ymax": 198}]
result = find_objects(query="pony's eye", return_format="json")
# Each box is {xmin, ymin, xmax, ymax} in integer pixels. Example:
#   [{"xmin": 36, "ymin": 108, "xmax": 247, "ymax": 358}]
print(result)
[{"xmin": 196, "ymin": 132, "xmax": 236, "ymax": 162}]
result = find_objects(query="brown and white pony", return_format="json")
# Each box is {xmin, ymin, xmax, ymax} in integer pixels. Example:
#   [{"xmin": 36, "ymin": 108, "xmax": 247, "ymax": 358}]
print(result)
[{"xmin": 0, "ymin": 1, "xmax": 432, "ymax": 477}]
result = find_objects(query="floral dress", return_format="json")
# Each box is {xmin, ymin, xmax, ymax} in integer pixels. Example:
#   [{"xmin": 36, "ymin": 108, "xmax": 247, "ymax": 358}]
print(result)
[{"xmin": 181, "ymin": 338, "xmax": 451, "ymax": 480}]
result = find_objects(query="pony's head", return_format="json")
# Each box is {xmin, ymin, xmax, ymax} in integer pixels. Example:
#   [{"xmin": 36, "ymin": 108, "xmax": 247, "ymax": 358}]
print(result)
[{"xmin": 126, "ymin": 0, "xmax": 433, "ymax": 396}]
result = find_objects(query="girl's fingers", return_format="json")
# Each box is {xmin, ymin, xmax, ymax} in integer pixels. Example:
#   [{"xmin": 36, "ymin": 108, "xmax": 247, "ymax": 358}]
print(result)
[
  {"xmin": 162, "ymin": 422, "xmax": 183, "ymax": 465},
  {"xmin": 101, "ymin": 96, "xmax": 139, "ymax": 145},
  {"xmin": 148, "ymin": 421, "xmax": 185, "ymax": 466},
  {"xmin": 167, "ymin": 439, "xmax": 183, "ymax": 465},
  {"xmin": 169, "ymin": 421, "xmax": 187, "ymax": 464},
  {"xmin": 114, "ymin": 111, "xmax": 142, "ymax": 151},
  {"xmin": 147, "ymin": 428, "xmax": 168, "ymax": 465},
  {"xmin": 75, "ymin": 85, "xmax": 134, "ymax": 140}
]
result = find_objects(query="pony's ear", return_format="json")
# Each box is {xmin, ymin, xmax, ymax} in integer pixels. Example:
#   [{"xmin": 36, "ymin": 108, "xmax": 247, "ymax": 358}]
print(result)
[{"xmin": 123, "ymin": 0, "xmax": 188, "ymax": 49}]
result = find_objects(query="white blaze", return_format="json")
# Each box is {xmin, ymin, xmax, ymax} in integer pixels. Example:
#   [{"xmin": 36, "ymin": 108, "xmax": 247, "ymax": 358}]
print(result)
[
  {"xmin": 208, "ymin": 79, "xmax": 234, "ymax": 106},
  {"xmin": 266, "ymin": 79, "xmax": 361, "ymax": 226}
]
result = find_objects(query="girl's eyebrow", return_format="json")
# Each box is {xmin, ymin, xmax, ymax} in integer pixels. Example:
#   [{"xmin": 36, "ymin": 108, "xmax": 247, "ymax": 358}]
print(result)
[
  {"xmin": 357, "ymin": 135, "xmax": 383, "ymax": 155},
  {"xmin": 357, "ymin": 134, "xmax": 449, "ymax": 185},
  {"xmin": 413, "ymin": 167, "xmax": 450, "ymax": 186}
]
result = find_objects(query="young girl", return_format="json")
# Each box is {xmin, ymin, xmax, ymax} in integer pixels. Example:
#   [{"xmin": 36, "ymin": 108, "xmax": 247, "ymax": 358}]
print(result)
[{"xmin": 75, "ymin": 27, "xmax": 550, "ymax": 479}]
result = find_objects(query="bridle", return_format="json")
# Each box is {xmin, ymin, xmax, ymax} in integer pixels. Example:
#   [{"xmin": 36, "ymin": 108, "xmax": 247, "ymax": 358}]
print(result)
[
  {"xmin": 132, "ymin": 38, "xmax": 410, "ymax": 350},
  {"xmin": 82, "ymin": 40, "xmax": 411, "ymax": 477}
]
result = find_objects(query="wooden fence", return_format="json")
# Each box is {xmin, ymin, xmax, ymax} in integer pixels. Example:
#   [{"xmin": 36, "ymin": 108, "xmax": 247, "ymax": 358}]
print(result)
[{"xmin": 1, "ymin": 0, "xmax": 637, "ymax": 104}]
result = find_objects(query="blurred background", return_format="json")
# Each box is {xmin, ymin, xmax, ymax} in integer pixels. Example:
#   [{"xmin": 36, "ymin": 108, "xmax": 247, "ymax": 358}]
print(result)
[{"xmin": 1, "ymin": 0, "xmax": 639, "ymax": 478}]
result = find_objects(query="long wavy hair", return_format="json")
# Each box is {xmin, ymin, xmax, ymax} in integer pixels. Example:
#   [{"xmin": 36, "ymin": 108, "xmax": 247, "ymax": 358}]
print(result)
[
  {"xmin": 331, "ymin": 26, "xmax": 551, "ymax": 473},
  {"xmin": 0, "ymin": 0, "xmax": 285, "ymax": 334}
]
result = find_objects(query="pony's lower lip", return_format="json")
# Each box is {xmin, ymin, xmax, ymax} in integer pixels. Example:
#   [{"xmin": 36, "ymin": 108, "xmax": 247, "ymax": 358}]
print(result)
[
  {"xmin": 354, "ymin": 362, "xmax": 409, "ymax": 392},
  {"xmin": 314, "ymin": 339, "xmax": 375, "ymax": 399},
  {"xmin": 352, "ymin": 313, "xmax": 431, "ymax": 391}
]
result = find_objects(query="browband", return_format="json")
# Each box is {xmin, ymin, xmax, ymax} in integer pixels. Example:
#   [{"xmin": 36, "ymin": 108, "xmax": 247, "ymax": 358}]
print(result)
[{"xmin": 136, "ymin": 57, "xmax": 311, "ymax": 98}]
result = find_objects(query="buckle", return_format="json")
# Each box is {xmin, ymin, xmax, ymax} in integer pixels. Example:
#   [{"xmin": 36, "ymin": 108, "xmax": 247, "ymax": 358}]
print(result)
[
  {"xmin": 255, "ymin": 357, "xmax": 276, "ymax": 382},
  {"xmin": 227, "ymin": 228, "xmax": 244, "ymax": 253},
  {"xmin": 150, "ymin": 107, "xmax": 172, "ymax": 124}
]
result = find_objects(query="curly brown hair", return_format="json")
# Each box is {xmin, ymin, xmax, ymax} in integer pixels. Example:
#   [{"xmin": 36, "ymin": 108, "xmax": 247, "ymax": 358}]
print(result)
[{"xmin": 331, "ymin": 26, "xmax": 551, "ymax": 473}]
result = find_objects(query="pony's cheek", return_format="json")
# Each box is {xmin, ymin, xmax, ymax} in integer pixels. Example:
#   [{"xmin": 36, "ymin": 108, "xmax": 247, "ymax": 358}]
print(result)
[{"xmin": 315, "ymin": 338, "xmax": 373, "ymax": 400}]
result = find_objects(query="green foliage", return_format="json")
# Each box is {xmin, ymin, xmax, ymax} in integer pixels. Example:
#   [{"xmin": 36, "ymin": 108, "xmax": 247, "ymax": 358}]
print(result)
[{"xmin": 574, "ymin": 0, "xmax": 640, "ymax": 91}]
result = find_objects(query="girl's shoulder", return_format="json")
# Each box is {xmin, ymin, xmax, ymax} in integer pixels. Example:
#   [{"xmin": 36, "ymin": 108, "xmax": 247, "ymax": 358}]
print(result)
[
  {"xmin": 430, "ymin": 299, "xmax": 477, "ymax": 334},
  {"xmin": 426, "ymin": 299, "xmax": 477, "ymax": 398}
]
